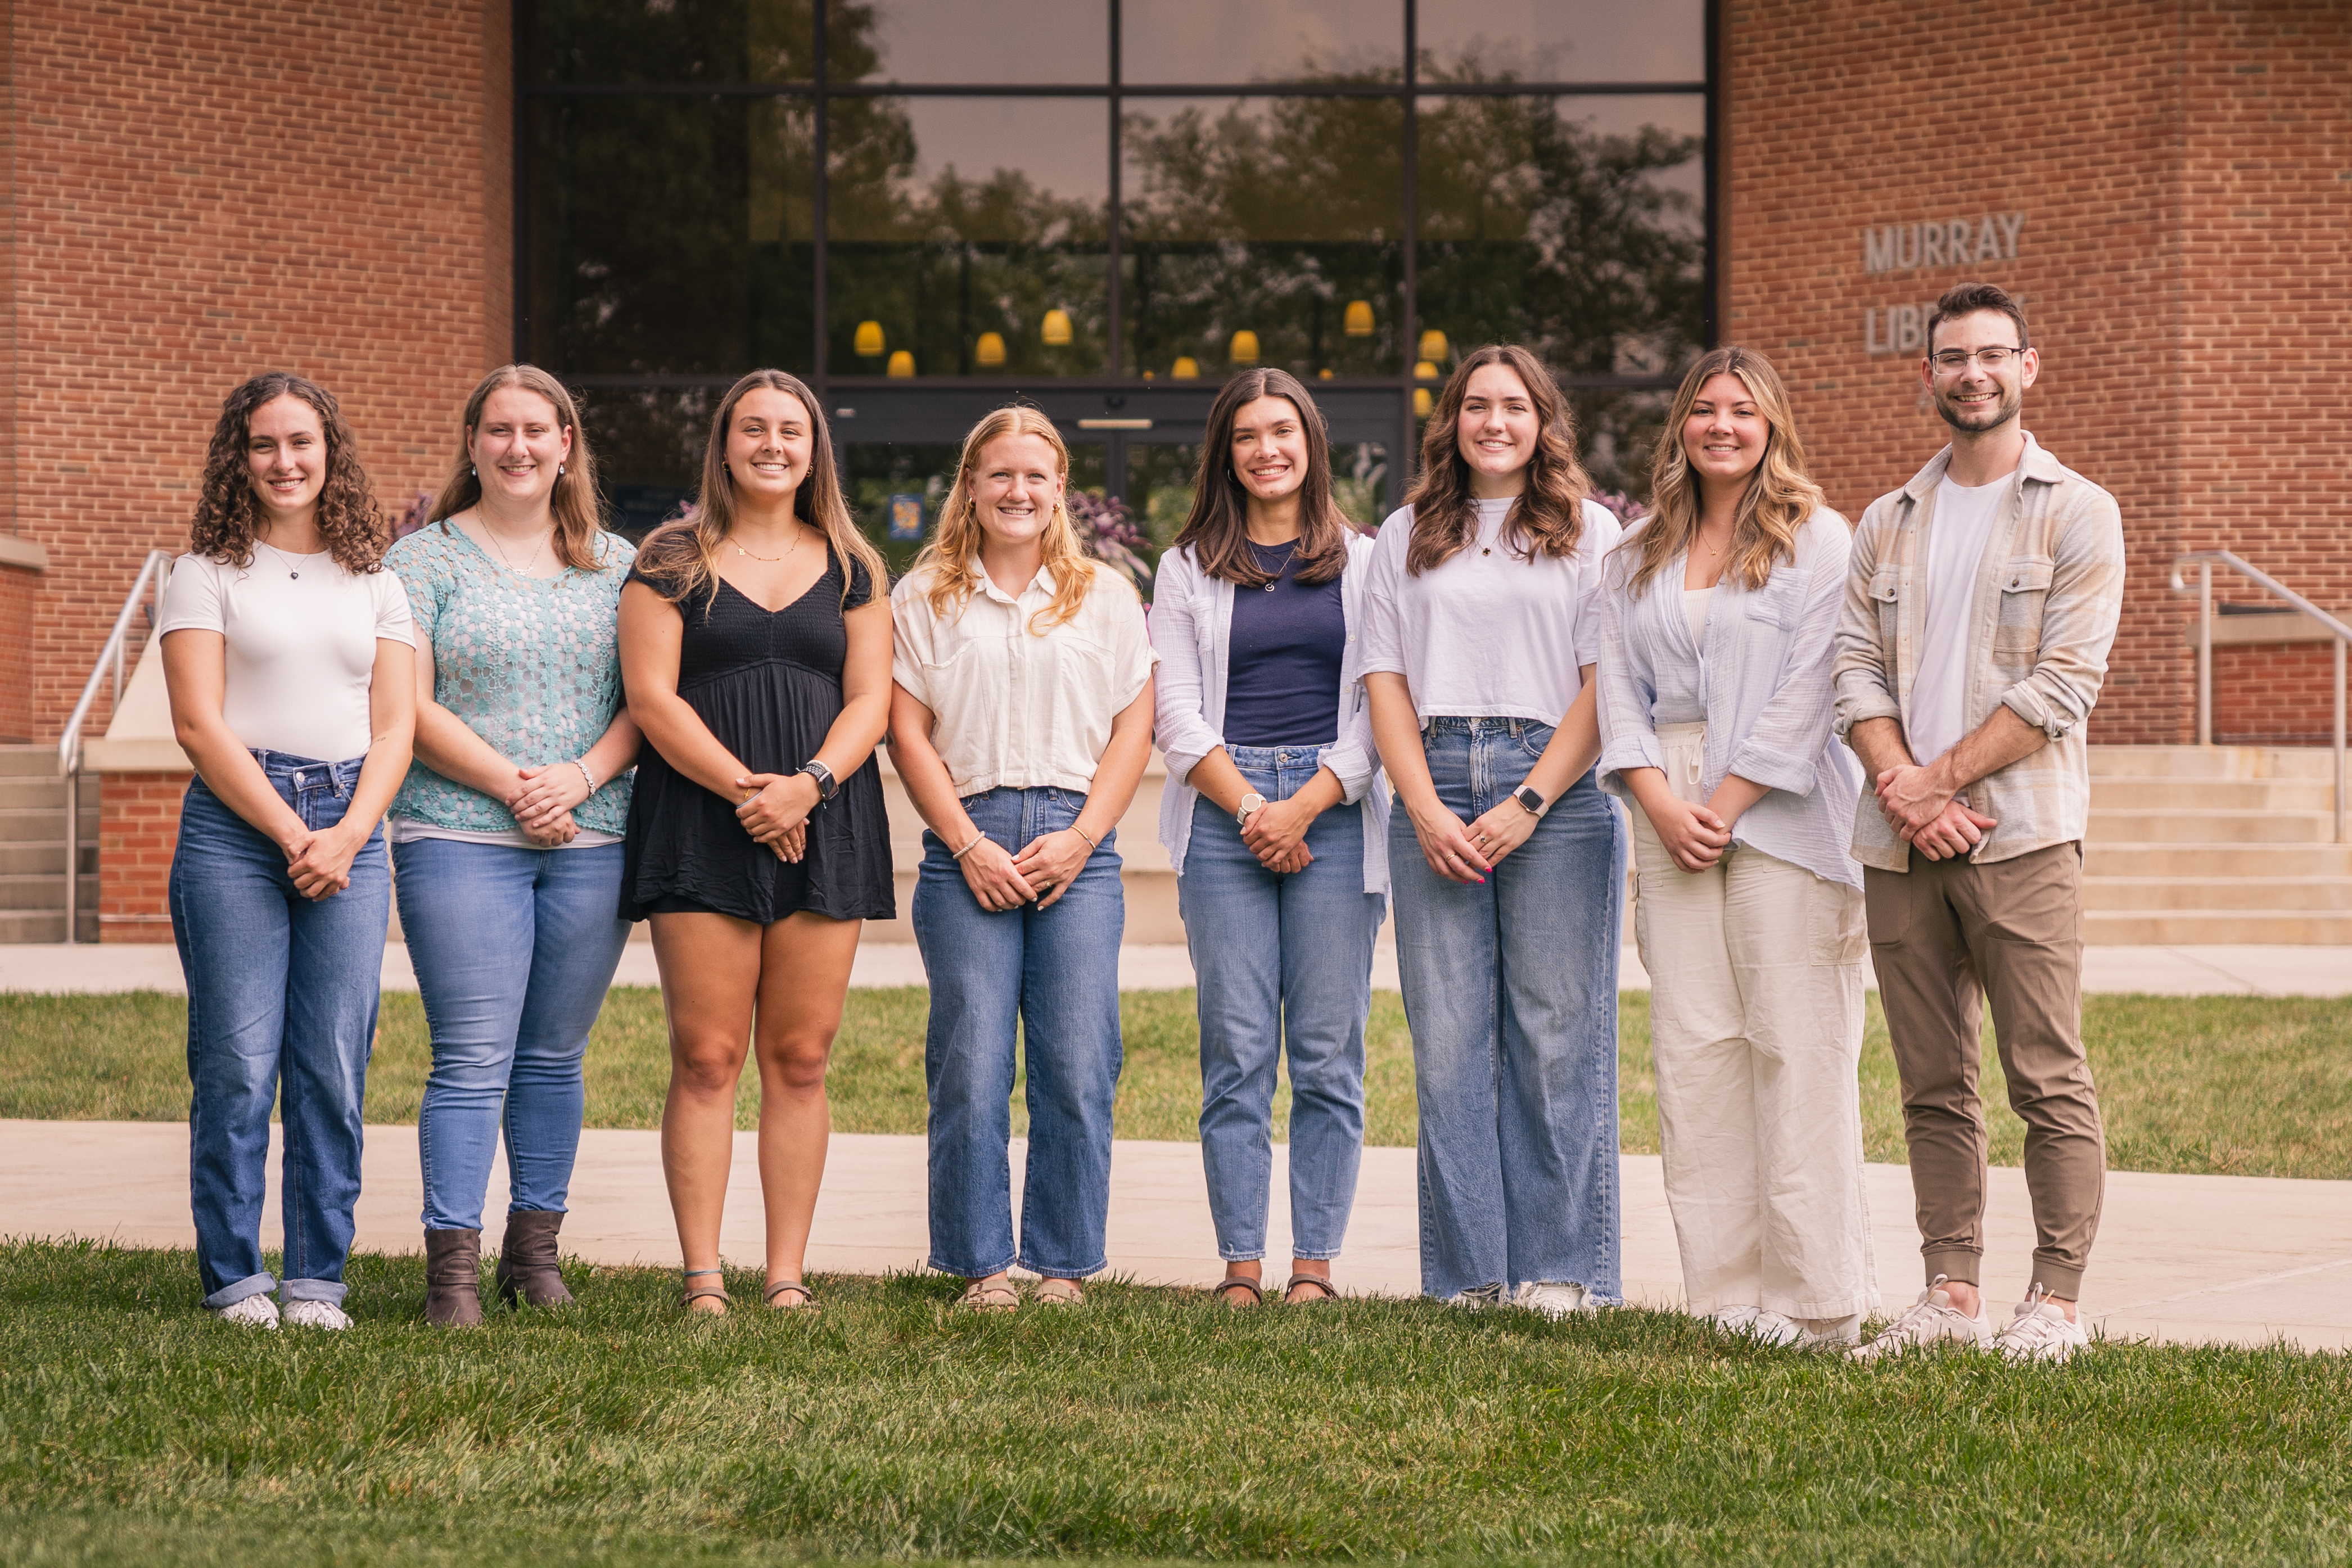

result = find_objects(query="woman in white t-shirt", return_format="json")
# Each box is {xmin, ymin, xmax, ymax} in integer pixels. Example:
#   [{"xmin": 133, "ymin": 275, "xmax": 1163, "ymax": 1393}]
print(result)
[
  {"xmin": 887, "ymin": 406, "xmax": 1157, "ymax": 1312},
  {"xmin": 159, "ymin": 373, "xmax": 417, "ymax": 1331},
  {"xmin": 1360, "ymin": 344, "xmax": 1627, "ymax": 1316}
]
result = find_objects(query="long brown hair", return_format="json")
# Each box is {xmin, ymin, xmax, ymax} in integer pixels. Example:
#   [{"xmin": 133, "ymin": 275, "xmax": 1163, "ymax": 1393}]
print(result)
[
  {"xmin": 1172, "ymin": 368, "xmax": 1355, "ymax": 588},
  {"xmin": 1402, "ymin": 344, "xmax": 1591, "ymax": 576},
  {"xmin": 189, "ymin": 372, "xmax": 386, "ymax": 574},
  {"xmin": 426, "ymin": 365, "xmax": 611, "ymax": 572},
  {"xmin": 913, "ymin": 405, "xmax": 1104, "ymax": 634},
  {"xmin": 634, "ymin": 369, "xmax": 884, "ymax": 609},
  {"xmin": 1621, "ymin": 347, "xmax": 1829, "ymax": 597}
]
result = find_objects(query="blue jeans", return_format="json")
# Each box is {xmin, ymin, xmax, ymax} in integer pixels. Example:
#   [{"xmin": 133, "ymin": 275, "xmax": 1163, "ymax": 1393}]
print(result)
[
  {"xmin": 1179, "ymin": 744, "xmax": 1386, "ymax": 1262},
  {"xmin": 171, "ymin": 753, "xmax": 391, "ymax": 1308},
  {"xmin": 913, "ymin": 786, "xmax": 1123, "ymax": 1279},
  {"xmin": 391, "ymin": 837, "xmax": 633, "ymax": 1232},
  {"xmin": 1389, "ymin": 718, "xmax": 1627, "ymax": 1303}
]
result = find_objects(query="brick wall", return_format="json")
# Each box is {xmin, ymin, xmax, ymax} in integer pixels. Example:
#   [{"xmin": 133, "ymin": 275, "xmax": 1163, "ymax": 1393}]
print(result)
[
  {"xmin": 0, "ymin": 564, "xmax": 34, "ymax": 742},
  {"xmin": 1720, "ymin": 0, "xmax": 2351, "ymax": 745},
  {"xmin": 2212, "ymin": 644, "xmax": 2347, "ymax": 747},
  {"xmin": 98, "ymin": 771, "xmax": 190, "ymax": 944},
  {"xmin": 9, "ymin": 1, "xmax": 511, "ymax": 743}
]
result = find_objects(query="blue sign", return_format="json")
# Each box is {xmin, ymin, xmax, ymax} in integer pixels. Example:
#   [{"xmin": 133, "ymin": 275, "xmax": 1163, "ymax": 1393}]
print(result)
[{"xmin": 887, "ymin": 493, "xmax": 924, "ymax": 540}]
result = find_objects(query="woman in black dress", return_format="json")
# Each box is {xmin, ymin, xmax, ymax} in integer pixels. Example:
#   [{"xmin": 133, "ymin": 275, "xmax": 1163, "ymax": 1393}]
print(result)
[{"xmin": 618, "ymin": 369, "xmax": 893, "ymax": 1314}]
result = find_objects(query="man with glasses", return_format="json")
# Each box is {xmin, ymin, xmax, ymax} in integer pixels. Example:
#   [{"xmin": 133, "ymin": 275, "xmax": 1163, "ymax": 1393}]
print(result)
[{"xmin": 1832, "ymin": 281, "xmax": 2126, "ymax": 1363}]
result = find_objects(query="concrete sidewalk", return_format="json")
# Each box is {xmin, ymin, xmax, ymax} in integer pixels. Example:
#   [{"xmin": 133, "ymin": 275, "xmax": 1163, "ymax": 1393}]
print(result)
[
  {"xmin": 6, "ymin": 1118, "xmax": 2348, "ymax": 1352},
  {"xmin": 9, "ymin": 941, "xmax": 2352, "ymax": 996}
]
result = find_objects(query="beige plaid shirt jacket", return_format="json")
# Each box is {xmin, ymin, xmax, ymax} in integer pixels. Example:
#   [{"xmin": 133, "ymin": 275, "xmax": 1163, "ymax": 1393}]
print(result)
[{"xmin": 1831, "ymin": 434, "xmax": 2127, "ymax": 873}]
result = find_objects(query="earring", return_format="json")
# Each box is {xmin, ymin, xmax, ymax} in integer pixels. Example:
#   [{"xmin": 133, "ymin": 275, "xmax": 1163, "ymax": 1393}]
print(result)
[
  {"xmin": 557, "ymin": 463, "xmax": 566, "ymax": 477},
  {"xmin": 470, "ymin": 465, "xmax": 477, "ymax": 478}
]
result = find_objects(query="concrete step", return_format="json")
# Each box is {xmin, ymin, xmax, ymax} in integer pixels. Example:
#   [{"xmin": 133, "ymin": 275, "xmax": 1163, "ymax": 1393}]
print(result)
[
  {"xmin": 0, "ymin": 841, "xmax": 96, "ymax": 876},
  {"xmin": 0, "ymin": 807, "xmax": 99, "ymax": 843},
  {"xmin": 0, "ymin": 776, "xmax": 69, "ymax": 811},
  {"xmin": 2091, "ymin": 776, "xmax": 2340, "ymax": 812},
  {"xmin": 2084, "ymin": 909, "xmax": 2352, "ymax": 945},
  {"xmin": 0, "ymin": 747, "xmax": 59, "ymax": 779},
  {"xmin": 2083, "ymin": 842, "xmax": 2352, "ymax": 877},
  {"xmin": 2084, "ymin": 876, "xmax": 2352, "ymax": 912},
  {"xmin": 2089, "ymin": 744, "xmax": 2340, "ymax": 781},
  {"xmin": 0, "ymin": 908, "xmax": 96, "ymax": 943},
  {"xmin": 2086, "ymin": 808, "xmax": 2337, "ymax": 844},
  {"xmin": 0, "ymin": 873, "xmax": 97, "ymax": 912}
]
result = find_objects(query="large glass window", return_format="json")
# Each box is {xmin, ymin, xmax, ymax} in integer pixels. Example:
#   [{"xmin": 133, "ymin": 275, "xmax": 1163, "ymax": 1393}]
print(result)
[{"xmin": 522, "ymin": 1, "xmax": 1709, "ymax": 540}]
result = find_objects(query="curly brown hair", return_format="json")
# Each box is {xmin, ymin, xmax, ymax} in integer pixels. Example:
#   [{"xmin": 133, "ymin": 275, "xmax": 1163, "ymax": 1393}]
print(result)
[
  {"xmin": 1402, "ymin": 344, "xmax": 1592, "ymax": 576},
  {"xmin": 189, "ymin": 372, "xmax": 387, "ymax": 573}
]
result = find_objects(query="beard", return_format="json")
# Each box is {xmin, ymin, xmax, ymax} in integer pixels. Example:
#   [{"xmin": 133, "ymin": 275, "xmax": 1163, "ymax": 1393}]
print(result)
[{"xmin": 1934, "ymin": 379, "xmax": 2021, "ymax": 434}]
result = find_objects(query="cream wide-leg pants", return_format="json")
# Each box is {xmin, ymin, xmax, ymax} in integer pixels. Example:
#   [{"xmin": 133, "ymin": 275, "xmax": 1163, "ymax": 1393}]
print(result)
[{"xmin": 1630, "ymin": 723, "xmax": 1879, "ymax": 1321}]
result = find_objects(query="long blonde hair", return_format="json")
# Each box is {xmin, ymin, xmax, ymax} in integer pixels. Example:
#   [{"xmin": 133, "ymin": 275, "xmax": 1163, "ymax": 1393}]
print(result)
[
  {"xmin": 634, "ymin": 369, "xmax": 884, "ymax": 609},
  {"xmin": 1623, "ymin": 346, "xmax": 1828, "ymax": 597},
  {"xmin": 428, "ymin": 365, "xmax": 608, "ymax": 571},
  {"xmin": 914, "ymin": 405, "xmax": 1100, "ymax": 633}
]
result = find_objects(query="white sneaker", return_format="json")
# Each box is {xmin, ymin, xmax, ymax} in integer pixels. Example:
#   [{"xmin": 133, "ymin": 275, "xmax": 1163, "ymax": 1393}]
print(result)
[
  {"xmin": 1512, "ymin": 1281, "xmax": 1593, "ymax": 1319},
  {"xmin": 211, "ymin": 1294, "xmax": 279, "ymax": 1329},
  {"xmin": 1444, "ymin": 1282, "xmax": 1506, "ymax": 1311},
  {"xmin": 1744, "ymin": 1309, "xmax": 1807, "ymax": 1348},
  {"xmin": 1993, "ymin": 1287, "xmax": 2090, "ymax": 1364},
  {"xmin": 1706, "ymin": 1303, "xmax": 1762, "ymax": 1334},
  {"xmin": 281, "ymin": 1299, "xmax": 353, "ymax": 1331},
  {"xmin": 1851, "ymin": 1276, "xmax": 1989, "ymax": 1361},
  {"xmin": 1794, "ymin": 1311, "xmax": 1863, "ymax": 1348}
]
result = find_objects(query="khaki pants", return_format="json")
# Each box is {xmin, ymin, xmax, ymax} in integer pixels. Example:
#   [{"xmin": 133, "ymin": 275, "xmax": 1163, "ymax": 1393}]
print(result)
[
  {"xmin": 1865, "ymin": 842, "xmax": 2103, "ymax": 1299},
  {"xmin": 1632, "ymin": 807, "xmax": 1879, "ymax": 1321}
]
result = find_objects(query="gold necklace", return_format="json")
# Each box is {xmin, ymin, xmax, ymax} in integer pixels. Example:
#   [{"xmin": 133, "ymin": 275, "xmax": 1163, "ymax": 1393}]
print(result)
[
  {"xmin": 481, "ymin": 518, "xmax": 550, "ymax": 577},
  {"xmin": 734, "ymin": 526, "xmax": 806, "ymax": 563}
]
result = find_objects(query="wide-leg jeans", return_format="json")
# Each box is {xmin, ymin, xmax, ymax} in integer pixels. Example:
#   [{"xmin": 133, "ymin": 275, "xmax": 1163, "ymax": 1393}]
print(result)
[
  {"xmin": 914, "ymin": 785, "xmax": 1123, "ymax": 1280},
  {"xmin": 171, "ymin": 753, "xmax": 390, "ymax": 1309},
  {"xmin": 1389, "ymin": 717, "xmax": 1626, "ymax": 1303},
  {"xmin": 1179, "ymin": 743, "xmax": 1386, "ymax": 1262},
  {"xmin": 391, "ymin": 836, "xmax": 633, "ymax": 1232}
]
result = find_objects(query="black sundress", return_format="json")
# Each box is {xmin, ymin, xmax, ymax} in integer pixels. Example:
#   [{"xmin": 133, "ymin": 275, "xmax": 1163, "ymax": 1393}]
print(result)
[{"xmin": 620, "ymin": 549, "xmax": 895, "ymax": 924}]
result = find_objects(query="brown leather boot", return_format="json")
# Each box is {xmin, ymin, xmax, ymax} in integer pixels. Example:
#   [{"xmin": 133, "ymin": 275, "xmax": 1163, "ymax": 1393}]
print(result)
[
  {"xmin": 423, "ymin": 1228, "xmax": 484, "ymax": 1327},
  {"xmin": 495, "ymin": 1209, "xmax": 575, "ymax": 1308}
]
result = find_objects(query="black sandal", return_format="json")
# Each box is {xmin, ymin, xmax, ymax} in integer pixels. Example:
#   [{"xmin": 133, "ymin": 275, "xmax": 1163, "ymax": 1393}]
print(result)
[
  {"xmin": 681, "ymin": 1267, "xmax": 729, "ymax": 1316},
  {"xmin": 1212, "ymin": 1276, "xmax": 1265, "ymax": 1307},
  {"xmin": 1283, "ymin": 1275, "xmax": 1340, "ymax": 1305}
]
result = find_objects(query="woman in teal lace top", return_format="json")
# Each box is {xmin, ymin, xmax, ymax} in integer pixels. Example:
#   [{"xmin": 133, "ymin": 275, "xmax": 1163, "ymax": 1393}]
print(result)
[{"xmin": 384, "ymin": 365, "xmax": 642, "ymax": 1328}]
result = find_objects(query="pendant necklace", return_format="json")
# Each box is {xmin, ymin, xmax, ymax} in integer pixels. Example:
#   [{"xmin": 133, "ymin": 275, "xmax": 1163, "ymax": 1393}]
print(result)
[
  {"xmin": 735, "ymin": 525, "xmax": 806, "ymax": 563},
  {"xmin": 482, "ymin": 519, "xmax": 549, "ymax": 579}
]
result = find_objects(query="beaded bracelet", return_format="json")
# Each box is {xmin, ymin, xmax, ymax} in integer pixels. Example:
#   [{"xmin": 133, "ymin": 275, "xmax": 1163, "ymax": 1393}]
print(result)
[
  {"xmin": 950, "ymin": 832, "xmax": 986, "ymax": 861},
  {"xmin": 574, "ymin": 759, "xmax": 598, "ymax": 796}
]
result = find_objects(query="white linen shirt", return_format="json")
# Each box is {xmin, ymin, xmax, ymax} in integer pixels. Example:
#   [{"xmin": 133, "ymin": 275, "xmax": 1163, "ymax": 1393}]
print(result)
[
  {"xmin": 1150, "ymin": 532, "xmax": 1389, "ymax": 895},
  {"xmin": 1360, "ymin": 496, "xmax": 1622, "ymax": 723},
  {"xmin": 890, "ymin": 558, "xmax": 1158, "ymax": 797}
]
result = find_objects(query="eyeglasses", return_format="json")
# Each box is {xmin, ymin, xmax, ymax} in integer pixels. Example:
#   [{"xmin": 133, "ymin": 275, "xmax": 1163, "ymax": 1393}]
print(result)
[{"xmin": 1929, "ymin": 346, "xmax": 2027, "ymax": 373}]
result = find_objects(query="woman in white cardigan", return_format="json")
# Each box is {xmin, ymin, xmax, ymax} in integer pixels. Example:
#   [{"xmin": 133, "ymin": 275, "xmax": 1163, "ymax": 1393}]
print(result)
[{"xmin": 1153, "ymin": 368, "xmax": 1388, "ymax": 1307}]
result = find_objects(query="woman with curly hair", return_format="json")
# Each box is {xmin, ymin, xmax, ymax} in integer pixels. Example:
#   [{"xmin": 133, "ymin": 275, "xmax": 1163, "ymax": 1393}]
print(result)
[
  {"xmin": 1361, "ymin": 344, "xmax": 1627, "ymax": 1317},
  {"xmin": 160, "ymin": 372, "xmax": 416, "ymax": 1331},
  {"xmin": 1595, "ymin": 347, "xmax": 1874, "ymax": 1348},
  {"xmin": 619, "ymin": 369, "xmax": 895, "ymax": 1316},
  {"xmin": 887, "ymin": 406, "xmax": 1156, "ymax": 1311},
  {"xmin": 385, "ymin": 366, "xmax": 642, "ymax": 1327}
]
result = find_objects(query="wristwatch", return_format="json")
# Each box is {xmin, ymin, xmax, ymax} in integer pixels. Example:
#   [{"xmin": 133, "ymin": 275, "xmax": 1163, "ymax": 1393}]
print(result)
[
  {"xmin": 1235, "ymin": 792, "xmax": 1268, "ymax": 828},
  {"xmin": 1511, "ymin": 784, "xmax": 1549, "ymax": 818},
  {"xmin": 800, "ymin": 758, "xmax": 839, "ymax": 801}
]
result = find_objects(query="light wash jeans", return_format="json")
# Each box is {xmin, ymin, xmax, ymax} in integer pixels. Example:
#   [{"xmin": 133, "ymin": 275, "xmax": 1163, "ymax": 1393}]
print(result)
[
  {"xmin": 1179, "ymin": 743, "xmax": 1385, "ymax": 1261},
  {"xmin": 391, "ymin": 836, "xmax": 634, "ymax": 1233},
  {"xmin": 913, "ymin": 785, "xmax": 1123, "ymax": 1280},
  {"xmin": 1389, "ymin": 717, "xmax": 1627, "ymax": 1304},
  {"xmin": 171, "ymin": 753, "xmax": 390, "ymax": 1309}
]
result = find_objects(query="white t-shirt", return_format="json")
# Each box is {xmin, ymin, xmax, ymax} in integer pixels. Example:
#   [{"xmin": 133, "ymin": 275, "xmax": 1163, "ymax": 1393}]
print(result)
[
  {"xmin": 158, "ymin": 544, "xmax": 415, "ymax": 762},
  {"xmin": 1360, "ymin": 496, "xmax": 1622, "ymax": 725},
  {"xmin": 1907, "ymin": 474, "xmax": 2007, "ymax": 765},
  {"xmin": 891, "ymin": 558, "xmax": 1158, "ymax": 797}
]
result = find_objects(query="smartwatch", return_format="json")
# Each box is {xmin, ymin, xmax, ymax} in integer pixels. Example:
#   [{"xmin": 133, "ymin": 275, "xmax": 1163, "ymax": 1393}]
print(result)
[
  {"xmin": 1511, "ymin": 784, "xmax": 1549, "ymax": 818},
  {"xmin": 1235, "ymin": 792, "xmax": 1268, "ymax": 828},
  {"xmin": 800, "ymin": 758, "xmax": 839, "ymax": 802}
]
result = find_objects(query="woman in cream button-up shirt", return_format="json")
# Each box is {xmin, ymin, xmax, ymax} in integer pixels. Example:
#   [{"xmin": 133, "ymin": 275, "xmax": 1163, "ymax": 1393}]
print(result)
[{"xmin": 888, "ymin": 405, "xmax": 1157, "ymax": 1314}]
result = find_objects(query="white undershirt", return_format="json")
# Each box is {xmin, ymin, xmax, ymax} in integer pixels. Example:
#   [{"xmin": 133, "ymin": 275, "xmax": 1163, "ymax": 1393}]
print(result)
[
  {"xmin": 1908, "ymin": 474, "xmax": 2007, "ymax": 765},
  {"xmin": 1682, "ymin": 586, "xmax": 1713, "ymax": 652}
]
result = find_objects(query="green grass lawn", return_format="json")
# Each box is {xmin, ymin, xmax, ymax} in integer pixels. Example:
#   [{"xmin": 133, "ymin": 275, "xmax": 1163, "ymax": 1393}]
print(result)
[
  {"xmin": 5, "ymin": 989, "xmax": 2351, "ymax": 1178},
  {"xmin": 3, "ymin": 1240, "xmax": 2349, "ymax": 1567}
]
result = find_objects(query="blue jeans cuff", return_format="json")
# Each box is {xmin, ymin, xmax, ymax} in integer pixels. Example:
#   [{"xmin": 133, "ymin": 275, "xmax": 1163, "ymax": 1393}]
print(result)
[
  {"xmin": 931, "ymin": 1253, "xmax": 1019, "ymax": 1281},
  {"xmin": 201, "ymin": 1272, "xmax": 277, "ymax": 1311},
  {"xmin": 1019, "ymin": 1258, "xmax": 1105, "ymax": 1281},
  {"xmin": 279, "ymin": 1277, "xmax": 351, "ymax": 1305}
]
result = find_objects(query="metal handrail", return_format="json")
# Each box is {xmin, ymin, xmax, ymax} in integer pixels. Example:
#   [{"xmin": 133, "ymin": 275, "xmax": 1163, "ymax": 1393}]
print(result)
[
  {"xmin": 2171, "ymin": 549, "xmax": 2348, "ymax": 843},
  {"xmin": 57, "ymin": 550, "xmax": 174, "ymax": 943}
]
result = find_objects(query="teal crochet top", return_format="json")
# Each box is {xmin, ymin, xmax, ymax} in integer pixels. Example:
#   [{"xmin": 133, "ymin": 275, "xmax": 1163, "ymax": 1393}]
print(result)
[{"xmin": 385, "ymin": 522, "xmax": 636, "ymax": 836}]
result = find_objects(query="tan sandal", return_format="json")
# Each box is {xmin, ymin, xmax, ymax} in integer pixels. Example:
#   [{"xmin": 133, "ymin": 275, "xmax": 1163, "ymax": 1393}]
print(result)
[
  {"xmin": 681, "ymin": 1267, "xmax": 729, "ymax": 1316},
  {"xmin": 1212, "ymin": 1276, "xmax": 1264, "ymax": 1307},
  {"xmin": 763, "ymin": 1279, "xmax": 818, "ymax": 1311},
  {"xmin": 956, "ymin": 1277, "xmax": 1022, "ymax": 1312},
  {"xmin": 1283, "ymin": 1275, "xmax": 1340, "ymax": 1305},
  {"xmin": 1033, "ymin": 1277, "xmax": 1084, "ymax": 1307}
]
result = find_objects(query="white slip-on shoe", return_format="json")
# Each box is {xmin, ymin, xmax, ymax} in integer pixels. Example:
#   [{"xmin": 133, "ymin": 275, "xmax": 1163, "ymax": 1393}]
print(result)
[
  {"xmin": 1742, "ymin": 1309, "xmax": 1807, "ymax": 1348},
  {"xmin": 1512, "ymin": 1281, "xmax": 1592, "ymax": 1320},
  {"xmin": 1993, "ymin": 1286, "xmax": 2090, "ymax": 1364},
  {"xmin": 1795, "ymin": 1312, "xmax": 1864, "ymax": 1349},
  {"xmin": 1706, "ymin": 1303, "xmax": 1762, "ymax": 1335},
  {"xmin": 281, "ymin": 1299, "xmax": 353, "ymax": 1331},
  {"xmin": 211, "ymin": 1294, "xmax": 279, "ymax": 1329},
  {"xmin": 1851, "ymin": 1275, "xmax": 1989, "ymax": 1361},
  {"xmin": 1444, "ymin": 1282, "xmax": 1506, "ymax": 1312}
]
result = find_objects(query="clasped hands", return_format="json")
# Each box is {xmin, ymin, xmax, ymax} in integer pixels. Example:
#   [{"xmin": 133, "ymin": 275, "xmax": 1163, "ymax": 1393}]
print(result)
[
  {"xmin": 1874, "ymin": 756, "xmax": 1998, "ymax": 861},
  {"xmin": 734, "ymin": 771, "xmax": 818, "ymax": 862},
  {"xmin": 1408, "ymin": 796, "xmax": 1542, "ymax": 885},
  {"xmin": 507, "ymin": 760, "xmax": 595, "ymax": 848},
  {"xmin": 958, "ymin": 828, "xmax": 1097, "ymax": 912}
]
